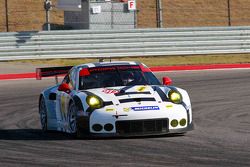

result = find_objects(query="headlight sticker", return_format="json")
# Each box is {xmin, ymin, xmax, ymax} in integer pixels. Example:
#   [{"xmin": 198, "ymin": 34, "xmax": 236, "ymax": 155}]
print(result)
[{"xmin": 131, "ymin": 106, "xmax": 159, "ymax": 111}]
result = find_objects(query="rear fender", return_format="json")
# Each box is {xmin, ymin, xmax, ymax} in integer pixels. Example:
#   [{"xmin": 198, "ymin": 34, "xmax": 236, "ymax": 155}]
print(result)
[{"xmin": 40, "ymin": 86, "xmax": 58, "ymax": 130}]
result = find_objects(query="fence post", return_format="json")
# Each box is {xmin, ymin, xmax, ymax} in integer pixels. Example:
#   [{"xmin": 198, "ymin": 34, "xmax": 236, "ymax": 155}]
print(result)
[
  {"xmin": 5, "ymin": 0, "xmax": 9, "ymax": 32},
  {"xmin": 44, "ymin": 0, "xmax": 51, "ymax": 31},
  {"xmin": 134, "ymin": 10, "xmax": 138, "ymax": 28},
  {"xmin": 156, "ymin": 0, "xmax": 163, "ymax": 28},
  {"xmin": 227, "ymin": 0, "xmax": 231, "ymax": 26}
]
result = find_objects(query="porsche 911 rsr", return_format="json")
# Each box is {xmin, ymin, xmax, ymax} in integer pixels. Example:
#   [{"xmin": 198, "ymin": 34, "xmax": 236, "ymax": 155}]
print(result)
[{"xmin": 37, "ymin": 61, "xmax": 193, "ymax": 138}]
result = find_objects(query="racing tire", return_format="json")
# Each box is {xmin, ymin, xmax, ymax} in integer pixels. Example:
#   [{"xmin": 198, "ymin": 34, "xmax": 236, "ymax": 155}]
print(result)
[
  {"xmin": 68, "ymin": 102, "xmax": 89, "ymax": 139},
  {"xmin": 76, "ymin": 130, "xmax": 84, "ymax": 139},
  {"xmin": 39, "ymin": 96, "xmax": 48, "ymax": 131},
  {"xmin": 68, "ymin": 102, "xmax": 77, "ymax": 134},
  {"xmin": 75, "ymin": 122, "xmax": 88, "ymax": 139}
]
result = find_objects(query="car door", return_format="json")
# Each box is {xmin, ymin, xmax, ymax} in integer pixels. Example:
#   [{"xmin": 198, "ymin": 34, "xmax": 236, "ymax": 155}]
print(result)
[{"xmin": 56, "ymin": 69, "xmax": 77, "ymax": 132}]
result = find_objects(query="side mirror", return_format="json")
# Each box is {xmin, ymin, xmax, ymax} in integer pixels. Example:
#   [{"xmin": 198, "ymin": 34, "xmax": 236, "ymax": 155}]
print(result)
[
  {"xmin": 58, "ymin": 83, "xmax": 71, "ymax": 93},
  {"xmin": 162, "ymin": 77, "xmax": 172, "ymax": 86}
]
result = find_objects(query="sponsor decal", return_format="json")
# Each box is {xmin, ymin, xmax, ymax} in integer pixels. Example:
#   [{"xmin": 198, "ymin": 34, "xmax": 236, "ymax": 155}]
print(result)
[
  {"xmin": 89, "ymin": 67, "xmax": 116, "ymax": 73},
  {"xmin": 166, "ymin": 104, "xmax": 173, "ymax": 108},
  {"xmin": 88, "ymin": 65, "xmax": 140, "ymax": 74},
  {"xmin": 102, "ymin": 88, "xmax": 120, "ymax": 94},
  {"xmin": 112, "ymin": 114, "xmax": 128, "ymax": 119},
  {"xmin": 117, "ymin": 65, "xmax": 140, "ymax": 70},
  {"xmin": 131, "ymin": 106, "xmax": 159, "ymax": 111},
  {"xmin": 60, "ymin": 95, "xmax": 67, "ymax": 119},
  {"xmin": 106, "ymin": 108, "xmax": 115, "ymax": 112},
  {"xmin": 136, "ymin": 86, "xmax": 147, "ymax": 92},
  {"xmin": 123, "ymin": 108, "xmax": 130, "ymax": 112}
]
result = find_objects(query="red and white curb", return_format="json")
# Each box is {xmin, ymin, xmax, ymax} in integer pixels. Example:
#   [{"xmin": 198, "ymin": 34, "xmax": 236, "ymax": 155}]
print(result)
[
  {"xmin": 0, "ymin": 73, "xmax": 36, "ymax": 80},
  {"xmin": 1, "ymin": 63, "xmax": 250, "ymax": 80},
  {"xmin": 150, "ymin": 63, "xmax": 250, "ymax": 72}
]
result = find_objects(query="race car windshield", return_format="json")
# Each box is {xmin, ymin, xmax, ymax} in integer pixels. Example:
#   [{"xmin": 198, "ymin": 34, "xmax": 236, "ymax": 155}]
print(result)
[{"xmin": 79, "ymin": 65, "xmax": 160, "ymax": 90}]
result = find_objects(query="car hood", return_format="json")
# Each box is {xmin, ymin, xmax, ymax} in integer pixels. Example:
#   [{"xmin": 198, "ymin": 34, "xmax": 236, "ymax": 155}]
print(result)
[{"xmin": 80, "ymin": 85, "xmax": 171, "ymax": 105}]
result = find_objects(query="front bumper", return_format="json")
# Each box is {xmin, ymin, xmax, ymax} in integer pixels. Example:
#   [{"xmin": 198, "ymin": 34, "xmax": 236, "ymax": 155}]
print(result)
[
  {"xmin": 88, "ymin": 123, "xmax": 194, "ymax": 138},
  {"xmin": 168, "ymin": 122, "xmax": 194, "ymax": 134},
  {"xmin": 77, "ymin": 116, "xmax": 194, "ymax": 138},
  {"xmin": 115, "ymin": 118, "xmax": 169, "ymax": 136}
]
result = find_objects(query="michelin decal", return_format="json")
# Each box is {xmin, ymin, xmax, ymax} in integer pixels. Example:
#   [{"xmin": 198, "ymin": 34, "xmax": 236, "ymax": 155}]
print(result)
[{"xmin": 131, "ymin": 106, "xmax": 160, "ymax": 111}]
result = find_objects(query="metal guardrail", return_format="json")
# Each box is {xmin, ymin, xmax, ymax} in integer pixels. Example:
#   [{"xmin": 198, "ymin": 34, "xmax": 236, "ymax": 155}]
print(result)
[{"xmin": 1, "ymin": 26, "xmax": 250, "ymax": 61}]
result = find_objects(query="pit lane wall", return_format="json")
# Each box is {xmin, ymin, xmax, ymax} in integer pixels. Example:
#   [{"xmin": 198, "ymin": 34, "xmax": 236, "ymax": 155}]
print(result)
[{"xmin": 1, "ymin": 26, "xmax": 250, "ymax": 61}]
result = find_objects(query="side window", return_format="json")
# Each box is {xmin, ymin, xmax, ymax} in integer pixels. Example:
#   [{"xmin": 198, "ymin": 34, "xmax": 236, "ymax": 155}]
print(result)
[
  {"xmin": 61, "ymin": 68, "xmax": 76, "ymax": 90},
  {"xmin": 62, "ymin": 74, "xmax": 70, "ymax": 84},
  {"xmin": 69, "ymin": 69, "xmax": 76, "ymax": 90},
  {"xmin": 144, "ymin": 72, "xmax": 161, "ymax": 85}
]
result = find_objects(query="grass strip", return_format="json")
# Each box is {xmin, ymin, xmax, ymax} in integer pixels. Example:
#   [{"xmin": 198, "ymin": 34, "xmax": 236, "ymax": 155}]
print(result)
[{"xmin": 11, "ymin": 54, "xmax": 250, "ymax": 67}]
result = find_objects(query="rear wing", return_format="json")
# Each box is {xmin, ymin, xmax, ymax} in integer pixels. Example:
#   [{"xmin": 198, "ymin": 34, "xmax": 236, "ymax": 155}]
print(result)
[{"xmin": 36, "ymin": 66, "xmax": 73, "ymax": 80}]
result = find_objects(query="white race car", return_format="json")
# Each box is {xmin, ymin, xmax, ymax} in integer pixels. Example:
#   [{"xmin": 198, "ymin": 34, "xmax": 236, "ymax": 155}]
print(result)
[{"xmin": 37, "ymin": 61, "xmax": 193, "ymax": 138}]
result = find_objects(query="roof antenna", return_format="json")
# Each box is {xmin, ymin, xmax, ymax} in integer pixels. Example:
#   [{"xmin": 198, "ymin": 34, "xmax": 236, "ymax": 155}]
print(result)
[{"xmin": 55, "ymin": 75, "xmax": 59, "ymax": 84}]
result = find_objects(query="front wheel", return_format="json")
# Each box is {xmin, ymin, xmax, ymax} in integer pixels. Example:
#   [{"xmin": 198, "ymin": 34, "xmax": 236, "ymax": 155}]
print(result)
[
  {"xmin": 39, "ymin": 96, "xmax": 48, "ymax": 131},
  {"xmin": 68, "ymin": 102, "xmax": 77, "ymax": 134},
  {"xmin": 68, "ymin": 102, "xmax": 88, "ymax": 139}
]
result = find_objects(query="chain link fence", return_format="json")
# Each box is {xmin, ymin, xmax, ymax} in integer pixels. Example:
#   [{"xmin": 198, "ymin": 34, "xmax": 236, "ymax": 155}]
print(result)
[
  {"xmin": 64, "ymin": 0, "xmax": 136, "ymax": 30},
  {"xmin": 0, "ymin": 0, "xmax": 64, "ymax": 32},
  {"xmin": 1, "ymin": 0, "xmax": 250, "ymax": 32}
]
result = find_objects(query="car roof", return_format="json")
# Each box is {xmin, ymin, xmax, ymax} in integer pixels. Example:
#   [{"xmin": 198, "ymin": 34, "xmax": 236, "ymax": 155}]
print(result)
[{"xmin": 75, "ymin": 61, "xmax": 142, "ymax": 69}]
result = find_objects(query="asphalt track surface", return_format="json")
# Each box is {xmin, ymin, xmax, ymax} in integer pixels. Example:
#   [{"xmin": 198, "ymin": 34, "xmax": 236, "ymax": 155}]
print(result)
[{"xmin": 0, "ymin": 69, "xmax": 249, "ymax": 167}]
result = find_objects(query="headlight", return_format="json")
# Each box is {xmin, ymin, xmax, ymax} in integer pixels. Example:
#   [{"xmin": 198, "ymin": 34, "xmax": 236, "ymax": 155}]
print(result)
[
  {"xmin": 168, "ymin": 90, "xmax": 182, "ymax": 104},
  {"xmin": 86, "ymin": 95, "xmax": 103, "ymax": 109}
]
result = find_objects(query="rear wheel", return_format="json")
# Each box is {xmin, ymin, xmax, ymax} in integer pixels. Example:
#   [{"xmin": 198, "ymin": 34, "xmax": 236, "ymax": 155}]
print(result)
[{"xmin": 39, "ymin": 96, "xmax": 47, "ymax": 131}]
